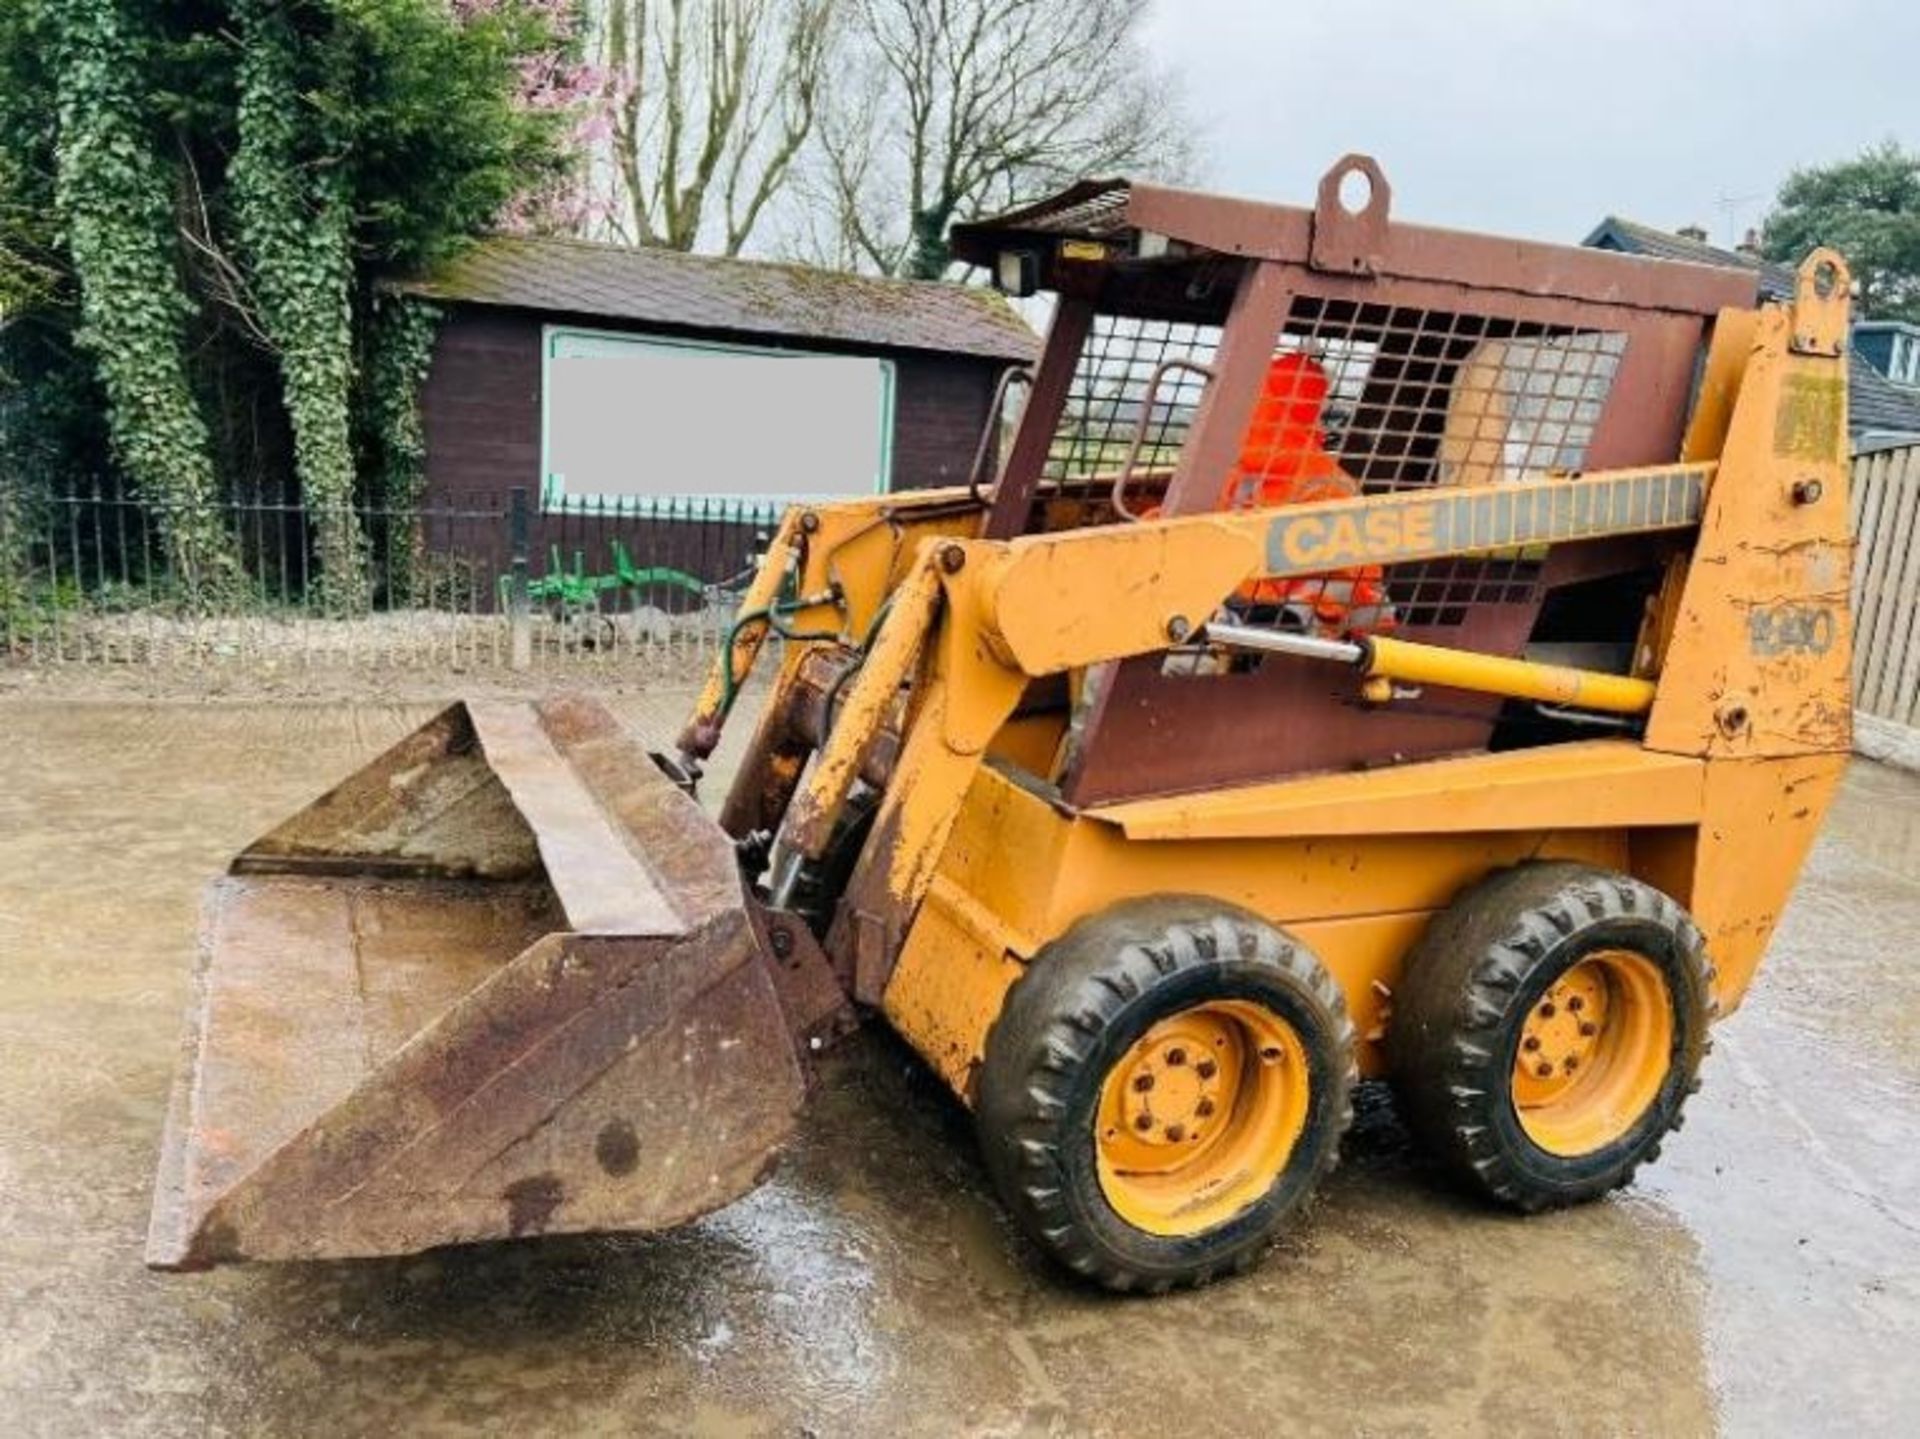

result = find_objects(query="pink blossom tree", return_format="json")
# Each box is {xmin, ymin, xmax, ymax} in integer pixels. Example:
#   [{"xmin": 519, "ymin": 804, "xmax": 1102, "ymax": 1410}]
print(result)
[{"xmin": 452, "ymin": 0, "xmax": 612, "ymax": 233}]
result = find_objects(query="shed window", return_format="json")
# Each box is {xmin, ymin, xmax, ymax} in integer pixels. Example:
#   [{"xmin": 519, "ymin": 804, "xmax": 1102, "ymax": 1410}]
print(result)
[{"xmin": 541, "ymin": 326, "xmax": 896, "ymax": 513}]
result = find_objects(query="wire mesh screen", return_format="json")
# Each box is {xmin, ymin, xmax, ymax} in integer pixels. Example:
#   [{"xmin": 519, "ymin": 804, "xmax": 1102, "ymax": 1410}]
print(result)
[
  {"xmin": 1197, "ymin": 298, "xmax": 1628, "ymax": 647},
  {"xmin": 1044, "ymin": 316, "xmax": 1223, "ymax": 494},
  {"xmin": 1291, "ymin": 299, "xmax": 1627, "ymax": 492}
]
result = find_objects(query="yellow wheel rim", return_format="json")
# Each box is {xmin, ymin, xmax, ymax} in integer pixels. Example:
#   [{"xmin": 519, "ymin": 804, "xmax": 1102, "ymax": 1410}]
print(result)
[
  {"xmin": 1511, "ymin": 949, "xmax": 1673, "ymax": 1158},
  {"xmin": 1094, "ymin": 1000, "xmax": 1310, "ymax": 1237}
]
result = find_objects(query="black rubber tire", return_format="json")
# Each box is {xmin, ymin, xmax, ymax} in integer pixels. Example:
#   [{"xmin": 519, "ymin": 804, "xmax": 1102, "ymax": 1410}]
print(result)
[
  {"xmin": 1387, "ymin": 861, "xmax": 1715, "ymax": 1212},
  {"xmin": 976, "ymin": 897, "xmax": 1356, "ymax": 1293}
]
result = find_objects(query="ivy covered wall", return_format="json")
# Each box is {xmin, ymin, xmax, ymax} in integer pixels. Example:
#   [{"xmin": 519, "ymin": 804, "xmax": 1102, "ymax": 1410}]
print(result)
[{"xmin": 0, "ymin": 0, "xmax": 582, "ymax": 607}]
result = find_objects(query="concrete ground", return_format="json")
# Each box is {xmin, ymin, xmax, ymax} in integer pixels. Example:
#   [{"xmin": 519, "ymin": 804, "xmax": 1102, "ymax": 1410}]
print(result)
[{"xmin": 1, "ymin": 692, "xmax": 1916, "ymax": 1436}]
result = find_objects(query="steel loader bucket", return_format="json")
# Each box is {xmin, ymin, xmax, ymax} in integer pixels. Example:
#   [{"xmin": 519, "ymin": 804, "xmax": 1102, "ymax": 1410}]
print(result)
[{"xmin": 147, "ymin": 695, "xmax": 809, "ymax": 1270}]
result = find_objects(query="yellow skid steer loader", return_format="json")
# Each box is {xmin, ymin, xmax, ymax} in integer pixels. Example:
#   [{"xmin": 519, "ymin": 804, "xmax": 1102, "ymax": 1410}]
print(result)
[{"xmin": 149, "ymin": 158, "xmax": 1854, "ymax": 1291}]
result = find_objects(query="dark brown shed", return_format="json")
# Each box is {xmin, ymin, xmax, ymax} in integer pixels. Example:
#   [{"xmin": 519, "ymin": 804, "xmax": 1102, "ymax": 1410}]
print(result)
[{"xmin": 385, "ymin": 236, "xmax": 1038, "ymax": 597}]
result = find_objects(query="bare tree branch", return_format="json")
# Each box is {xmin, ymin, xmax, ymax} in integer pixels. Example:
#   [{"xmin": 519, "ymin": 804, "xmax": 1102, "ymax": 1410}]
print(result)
[
  {"xmin": 808, "ymin": 0, "xmax": 1192, "ymax": 278},
  {"xmin": 174, "ymin": 138, "xmax": 277, "ymax": 354},
  {"xmin": 591, "ymin": 0, "xmax": 841, "ymax": 255},
  {"xmin": 814, "ymin": 0, "xmax": 1198, "ymax": 276}
]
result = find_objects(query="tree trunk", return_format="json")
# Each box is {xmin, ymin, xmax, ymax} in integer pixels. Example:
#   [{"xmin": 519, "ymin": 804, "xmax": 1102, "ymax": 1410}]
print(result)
[
  {"xmin": 48, "ymin": 0, "xmax": 243, "ymax": 600},
  {"xmin": 903, "ymin": 208, "xmax": 953, "ymax": 279},
  {"xmin": 232, "ymin": 0, "xmax": 367, "ymax": 613}
]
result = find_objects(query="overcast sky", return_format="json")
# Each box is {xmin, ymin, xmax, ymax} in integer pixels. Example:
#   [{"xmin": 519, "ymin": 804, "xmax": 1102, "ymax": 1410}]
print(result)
[{"xmin": 1139, "ymin": 0, "xmax": 1918, "ymax": 249}]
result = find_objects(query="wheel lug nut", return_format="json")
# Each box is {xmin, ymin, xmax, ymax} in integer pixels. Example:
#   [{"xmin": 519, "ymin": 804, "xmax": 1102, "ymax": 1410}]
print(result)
[
  {"xmin": 1539, "ymin": 1002, "xmax": 1556, "ymax": 1018},
  {"xmin": 1133, "ymin": 1073, "xmax": 1154, "ymax": 1093},
  {"xmin": 1522, "ymin": 1036, "xmax": 1541, "ymax": 1052},
  {"xmin": 1535, "ymin": 1061, "xmax": 1554, "ymax": 1079},
  {"xmin": 1260, "ymin": 1045, "xmax": 1285, "ymax": 1064},
  {"xmin": 1166, "ymin": 1047, "xmax": 1187, "ymax": 1066},
  {"xmin": 1579, "ymin": 1021, "xmax": 1597, "ymax": 1037},
  {"xmin": 1564, "ymin": 1056, "xmax": 1579, "ymax": 1072},
  {"xmin": 1165, "ymin": 1124, "xmax": 1186, "ymax": 1142},
  {"xmin": 1133, "ymin": 1113, "xmax": 1154, "ymax": 1132},
  {"xmin": 1196, "ymin": 1098, "xmax": 1215, "ymax": 1118},
  {"xmin": 1568, "ymin": 996, "xmax": 1584, "ymax": 1013},
  {"xmin": 1196, "ymin": 1059, "xmax": 1218, "ymax": 1079}
]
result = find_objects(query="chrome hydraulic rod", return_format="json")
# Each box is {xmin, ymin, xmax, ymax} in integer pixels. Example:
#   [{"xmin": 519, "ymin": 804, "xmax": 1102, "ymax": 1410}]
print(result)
[
  {"xmin": 1201, "ymin": 623, "xmax": 1364, "ymax": 665},
  {"xmin": 1200, "ymin": 622, "xmax": 1656, "ymax": 716}
]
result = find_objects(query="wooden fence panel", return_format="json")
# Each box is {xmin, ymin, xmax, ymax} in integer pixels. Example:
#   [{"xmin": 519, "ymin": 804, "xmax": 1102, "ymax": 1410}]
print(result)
[
  {"xmin": 1853, "ymin": 449, "xmax": 1899, "ymax": 709},
  {"xmin": 1853, "ymin": 444, "xmax": 1920, "ymax": 726}
]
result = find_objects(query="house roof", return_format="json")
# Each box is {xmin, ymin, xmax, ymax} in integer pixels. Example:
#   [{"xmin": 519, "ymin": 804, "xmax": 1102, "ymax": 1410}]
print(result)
[
  {"xmin": 1583, "ymin": 216, "xmax": 1920, "ymax": 441},
  {"xmin": 1583, "ymin": 217, "xmax": 1795, "ymax": 300},
  {"xmin": 1851, "ymin": 353, "xmax": 1920, "ymax": 438},
  {"xmin": 388, "ymin": 235, "xmax": 1039, "ymax": 364}
]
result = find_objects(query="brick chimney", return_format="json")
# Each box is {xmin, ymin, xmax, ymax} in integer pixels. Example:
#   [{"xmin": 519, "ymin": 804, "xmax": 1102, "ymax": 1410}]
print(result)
[
  {"xmin": 1676, "ymin": 223, "xmax": 1709, "ymax": 243},
  {"xmin": 1736, "ymin": 228, "xmax": 1762, "ymax": 257}
]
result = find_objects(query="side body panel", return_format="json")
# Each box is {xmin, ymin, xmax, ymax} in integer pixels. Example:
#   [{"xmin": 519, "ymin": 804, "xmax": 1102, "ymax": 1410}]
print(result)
[{"xmin": 880, "ymin": 751, "xmax": 1708, "ymax": 1100}]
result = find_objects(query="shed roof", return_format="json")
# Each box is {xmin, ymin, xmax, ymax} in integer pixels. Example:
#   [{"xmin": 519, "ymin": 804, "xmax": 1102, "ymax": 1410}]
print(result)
[{"xmin": 388, "ymin": 235, "xmax": 1039, "ymax": 363}]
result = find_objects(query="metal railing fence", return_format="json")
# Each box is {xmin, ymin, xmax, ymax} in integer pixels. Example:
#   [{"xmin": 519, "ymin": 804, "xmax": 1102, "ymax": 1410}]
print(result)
[{"xmin": 0, "ymin": 484, "xmax": 780, "ymax": 675}]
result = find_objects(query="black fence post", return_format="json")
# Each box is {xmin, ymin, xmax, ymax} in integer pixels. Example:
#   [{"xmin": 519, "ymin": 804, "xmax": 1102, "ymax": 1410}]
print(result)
[
  {"xmin": 508, "ymin": 486, "xmax": 532, "ymax": 670},
  {"xmin": 0, "ymin": 482, "xmax": 16, "ymax": 659}
]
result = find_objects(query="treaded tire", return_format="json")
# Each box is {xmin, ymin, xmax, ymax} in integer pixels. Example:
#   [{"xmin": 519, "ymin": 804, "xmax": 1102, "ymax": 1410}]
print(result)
[
  {"xmin": 1387, "ymin": 862, "xmax": 1714, "ymax": 1212},
  {"xmin": 790, "ymin": 786, "xmax": 878, "ymax": 939},
  {"xmin": 976, "ymin": 897, "xmax": 1356, "ymax": 1293}
]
